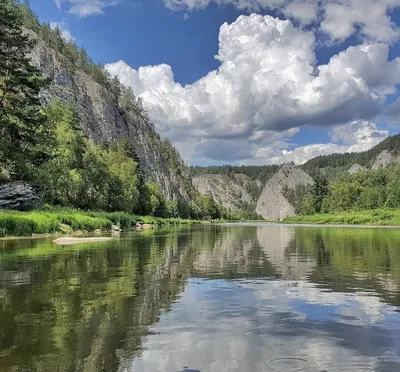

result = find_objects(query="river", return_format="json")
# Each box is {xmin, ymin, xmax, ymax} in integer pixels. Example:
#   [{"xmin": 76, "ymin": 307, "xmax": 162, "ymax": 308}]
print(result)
[{"xmin": 0, "ymin": 224, "xmax": 399, "ymax": 371}]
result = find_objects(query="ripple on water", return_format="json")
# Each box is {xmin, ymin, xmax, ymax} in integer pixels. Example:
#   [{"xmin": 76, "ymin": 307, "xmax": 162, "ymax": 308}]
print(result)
[{"xmin": 263, "ymin": 357, "xmax": 320, "ymax": 372}]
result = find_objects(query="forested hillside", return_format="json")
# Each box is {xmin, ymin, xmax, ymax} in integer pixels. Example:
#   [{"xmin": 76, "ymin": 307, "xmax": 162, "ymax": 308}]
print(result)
[
  {"xmin": 302, "ymin": 134, "xmax": 400, "ymax": 175},
  {"xmin": 0, "ymin": 0, "xmax": 244, "ymax": 221}
]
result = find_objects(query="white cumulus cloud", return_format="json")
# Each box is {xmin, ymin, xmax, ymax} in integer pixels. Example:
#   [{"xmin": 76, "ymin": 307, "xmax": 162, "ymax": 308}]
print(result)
[
  {"xmin": 54, "ymin": 0, "xmax": 119, "ymax": 17},
  {"xmin": 163, "ymin": 0, "xmax": 400, "ymax": 43},
  {"xmin": 106, "ymin": 14, "xmax": 397, "ymax": 164}
]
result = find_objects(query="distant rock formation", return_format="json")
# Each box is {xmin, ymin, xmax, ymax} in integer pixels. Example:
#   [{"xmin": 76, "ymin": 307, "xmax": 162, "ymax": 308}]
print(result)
[
  {"xmin": 256, "ymin": 164, "xmax": 314, "ymax": 221},
  {"xmin": 371, "ymin": 150, "xmax": 400, "ymax": 170},
  {"xmin": 348, "ymin": 163, "xmax": 367, "ymax": 174},
  {"xmin": 193, "ymin": 173, "xmax": 261, "ymax": 211}
]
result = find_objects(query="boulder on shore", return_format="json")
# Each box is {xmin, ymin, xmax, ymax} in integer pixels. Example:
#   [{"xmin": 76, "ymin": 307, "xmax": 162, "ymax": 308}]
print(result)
[{"xmin": 0, "ymin": 181, "xmax": 40, "ymax": 210}]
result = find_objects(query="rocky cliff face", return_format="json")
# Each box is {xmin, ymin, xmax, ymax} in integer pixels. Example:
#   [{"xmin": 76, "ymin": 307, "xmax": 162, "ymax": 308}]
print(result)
[
  {"xmin": 193, "ymin": 174, "xmax": 261, "ymax": 211},
  {"xmin": 371, "ymin": 150, "xmax": 400, "ymax": 170},
  {"xmin": 28, "ymin": 31, "xmax": 191, "ymax": 201},
  {"xmin": 348, "ymin": 163, "xmax": 367, "ymax": 174},
  {"xmin": 0, "ymin": 182, "xmax": 40, "ymax": 210},
  {"xmin": 256, "ymin": 164, "xmax": 314, "ymax": 221}
]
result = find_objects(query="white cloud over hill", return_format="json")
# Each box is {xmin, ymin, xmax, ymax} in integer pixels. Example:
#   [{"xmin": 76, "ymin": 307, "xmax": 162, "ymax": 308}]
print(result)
[{"xmin": 106, "ymin": 14, "xmax": 395, "ymax": 164}]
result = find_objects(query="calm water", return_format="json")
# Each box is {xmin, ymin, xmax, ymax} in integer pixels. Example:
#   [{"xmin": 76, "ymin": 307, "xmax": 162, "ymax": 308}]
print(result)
[{"xmin": 1, "ymin": 224, "xmax": 400, "ymax": 372}]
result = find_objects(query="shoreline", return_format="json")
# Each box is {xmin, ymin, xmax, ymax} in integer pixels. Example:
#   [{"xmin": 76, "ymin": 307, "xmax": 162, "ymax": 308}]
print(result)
[
  {"xmin": 0, "ymin": 209, "xmax": 205, "ymax": 239},
  {"xmin": 1, "ymin": 220, "xmax": 400, "ymax": 240},
  {"xmin": 227, "ymin": 221, "xmax": 400, "ymax": 229},
  {"xmin": 2, "ymin": 208, "xmax": 400, "ymax": 240}
]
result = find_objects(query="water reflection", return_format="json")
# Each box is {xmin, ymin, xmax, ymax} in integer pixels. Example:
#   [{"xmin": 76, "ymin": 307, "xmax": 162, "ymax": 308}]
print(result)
[{"xmin": 0, "ymin": 225, "xmax": 399, "ymax": 371}]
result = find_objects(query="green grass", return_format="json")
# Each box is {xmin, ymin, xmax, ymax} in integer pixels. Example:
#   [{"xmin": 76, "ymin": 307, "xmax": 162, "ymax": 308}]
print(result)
[
  {"xmin": 0, "ymin": 208, "xmax": 203, "ymax": 237},
  {"xmin": 88, "ymin": 211, "xmax": 137, "ymax": 230},
  {"xmin": 283, "ymin": 209, "xmax": 400, "ymax": 226}
]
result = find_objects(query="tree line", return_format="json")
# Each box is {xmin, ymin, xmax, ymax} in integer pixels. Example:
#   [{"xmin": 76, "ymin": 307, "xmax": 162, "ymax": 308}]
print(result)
[
  {"xmin": 190, "ymin": 164, "xmax": 279, "ymax": 183},
  {"xmin": 292, "ymin": 167, "xmax": 400, "ymax": 215}
]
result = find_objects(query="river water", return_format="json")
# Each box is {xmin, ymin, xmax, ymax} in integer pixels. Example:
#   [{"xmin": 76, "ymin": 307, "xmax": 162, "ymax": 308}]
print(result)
[{"xmin": 0, "ymin": 224, "xmax": 400, "ymax": 372}]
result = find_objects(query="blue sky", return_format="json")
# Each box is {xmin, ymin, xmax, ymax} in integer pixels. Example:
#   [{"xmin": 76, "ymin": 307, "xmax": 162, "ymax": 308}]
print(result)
[{"xmin": 29, "ymin": 0, "xmax": 400, "ymax": 165}]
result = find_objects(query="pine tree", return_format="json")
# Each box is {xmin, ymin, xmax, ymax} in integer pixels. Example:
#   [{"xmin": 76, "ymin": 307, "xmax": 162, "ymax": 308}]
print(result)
[
  {"xmin": 110, "ymin": 75, "xmax": 122, "ymax": 105},
  {"xmin": 0, "ymin": 0, "xmax": 50, "ymax": 178},
  {"xmin": 313, "ymin": 172, "xmax": 329, "ymax": 213},
  {"xmin": 120, "ymin": 86, "xmax": 136, "ymax": 112},
  {"xmin": 20, "ymin": 0, "xmax": 40, "ymax": 33}
]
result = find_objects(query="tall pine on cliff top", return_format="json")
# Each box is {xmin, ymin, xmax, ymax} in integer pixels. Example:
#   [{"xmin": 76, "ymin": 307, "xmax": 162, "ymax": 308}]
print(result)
[{"xmin": 0, "ymin": 0, "xmax": 51, "ymax": 179}]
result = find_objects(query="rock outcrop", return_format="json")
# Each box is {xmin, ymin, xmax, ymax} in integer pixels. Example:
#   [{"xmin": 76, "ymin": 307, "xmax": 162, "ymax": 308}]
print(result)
[
  {"xmin": 28, "ymin": 31, "xmax": 191, "ymax": 201},
  {"xmin": 0, "ymin": 182, "xmax": 40, "ymax": 210},
  {"xmin": 256, "ymin": 164, "xmax": 314, "ymax": 221},
  {"xmin": 371, "ymin": 150, "xmax": 400, "ymax": 170},
  {"xmin": 348, "ymin": 163, "xmax": 367, "ymax": 174},
  {"xmin": 193, "ymin": 174, "xmax": 260, "ymax": 211}
]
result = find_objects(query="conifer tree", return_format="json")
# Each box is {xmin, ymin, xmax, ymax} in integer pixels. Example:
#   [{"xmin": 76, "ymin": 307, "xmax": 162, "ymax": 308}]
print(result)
[{"xmin": 0, "ymin": 0, "xmax": 50, "ymax": 177}]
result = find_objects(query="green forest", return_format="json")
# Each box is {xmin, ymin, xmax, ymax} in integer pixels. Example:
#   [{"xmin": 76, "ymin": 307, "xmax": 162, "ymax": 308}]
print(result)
[{"xmin": 283, "ymin": 165, "xmax": 400, "ymax": 224}]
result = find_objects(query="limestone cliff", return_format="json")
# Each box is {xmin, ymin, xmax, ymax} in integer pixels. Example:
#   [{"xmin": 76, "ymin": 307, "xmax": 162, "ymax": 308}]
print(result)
[
  {"xmin": 256, "ymin": 164, "xmax": 314, "ymax": 221},
  {"xmin": 371, "ymin": 150, "xmax": 400, "ymax": 170},
  {"xmin": 348, "ymin": 164, "xmax": 367, "ymax": 174},
  {"xmin": 193, "ymin": 174, "xmax": 261, "ymax": 211},
  {"xmin": 28, "ymin": 31, "xmax": 191, "ymax": 201}
]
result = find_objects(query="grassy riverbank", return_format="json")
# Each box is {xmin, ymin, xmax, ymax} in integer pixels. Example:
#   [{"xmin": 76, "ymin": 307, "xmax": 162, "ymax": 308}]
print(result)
[
  {"xmin": 0, "ymin": 209, "xmax": 200, "ymax": 237},
  {"xmin": 283, "ymin": 209, "xmax": 400, "ymax": 226}
]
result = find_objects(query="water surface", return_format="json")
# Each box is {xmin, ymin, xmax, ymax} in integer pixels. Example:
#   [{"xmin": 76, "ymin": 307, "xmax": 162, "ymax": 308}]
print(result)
[{"xmin": 1, "ymin": 224, "xmax": 400, "ymax": 371}]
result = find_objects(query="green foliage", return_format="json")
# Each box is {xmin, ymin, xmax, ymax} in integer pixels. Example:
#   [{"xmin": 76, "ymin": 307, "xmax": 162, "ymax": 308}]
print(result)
[
  {"xmin": 191, "ymin": 194, "xmax": 221, "ymax": 220},
  {"xmin": 322, "ymin": 180, "xmax": 363, "ymax": 212},
  {"xmin": 282, "ymin": 184, "xmax": 313, "ymax": 215},
  {"xmin": 284, "ymin": 209, "xmax": 400, "ymax": 226},
  {"xmin": 88, "ymin": 211, "xmax": 137, "ymax": 230},
  {"xmin": 39, "ymin": 101, "xmax": 85, "ymax": 205},
  {"xmin": 316, "ymin": 167, "xmax": 398, "ymax": 213},
  {"xmin": 161, "ymin": 138, "xmax": 186, "ymax": 171},
  {"xmin": 299, "ymin": 194, "xmax": 315, "ymax": 215},
  {"xmin": 38, "ymin": 102, "xmax": 142, "ymax": 213},
  {"xmin": 0, "ymin": 210, "xmax": 111, "ymax": 236},
  {"xmin": 312, "ymin": 173, "xmax": 328, "ymax": 213},
  {"xmin": 0, "ymin": 208, "xmax": 205, "ymax": 236},
  {"xmin": 145, "ymin": 182, "xmax": 167, "ymax": 216},
  {"xmin": 289, "ymin": 165, "xmax": 400, "ymax": 221},
  {"xmin": 0, "ymin": 0, "xmax": 52, "ymax": 179},
  {"xmin": 177, "ymin": 200, "xmax": 190, "ymax": 219}
]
